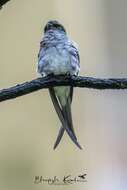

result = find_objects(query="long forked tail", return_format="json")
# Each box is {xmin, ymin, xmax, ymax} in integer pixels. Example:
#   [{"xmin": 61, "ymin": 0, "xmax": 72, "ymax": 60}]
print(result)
[
  {"xmin": 49, "ymin": 87, "xmax": 82, "ymax": 149},
  {"xmin": 53, "ymin": 127, "xmax": 65, "ymax": 149},
  {"xmin": 53, "ymin": 86, "xmax": 73, "ymax": 149}
]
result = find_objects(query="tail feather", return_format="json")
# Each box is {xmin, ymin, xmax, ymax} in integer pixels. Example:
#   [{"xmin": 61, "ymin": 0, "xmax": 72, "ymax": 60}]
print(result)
[
  {"xmin": 53, "ymin": 87, "xmax": 73, "ymax": 149},
  {"xmin": 53, "ymin": 127, "xmax": 65, "ymax": 149},
  {"xmin": 49, "ymin": 87, "xmax": 82, "ymax": 149},
  {"xmin": 62, "ymin": 99, "xmax": 77, "ymax": 140}
]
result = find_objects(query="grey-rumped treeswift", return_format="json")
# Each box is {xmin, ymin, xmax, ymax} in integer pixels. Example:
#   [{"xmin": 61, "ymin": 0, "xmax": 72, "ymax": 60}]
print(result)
[{"xmin": 38, "ymin": 20, "xmax": 82, "ymax": 149}]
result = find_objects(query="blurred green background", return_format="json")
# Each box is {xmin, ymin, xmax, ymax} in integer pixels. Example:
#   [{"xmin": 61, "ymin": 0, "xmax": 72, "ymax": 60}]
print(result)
[{"xmin": 0, "ymin": 0, "xmax": 127, "ymax": 190}]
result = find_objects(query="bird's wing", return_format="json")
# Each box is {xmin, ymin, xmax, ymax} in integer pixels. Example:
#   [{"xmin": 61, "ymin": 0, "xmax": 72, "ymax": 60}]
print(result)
[
  {"xmin": 66, "ymin": 40, "xmax": 80, "ymax": 69},
  {"xmin": 37, "ymin": 39, "xmax": 49, "ymax": 76}
]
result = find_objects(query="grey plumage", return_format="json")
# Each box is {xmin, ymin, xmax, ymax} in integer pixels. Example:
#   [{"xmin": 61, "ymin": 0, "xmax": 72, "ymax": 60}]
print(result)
[{"xmin": 38, "ymin": 20, "xmax": 82, "ymax": 149}]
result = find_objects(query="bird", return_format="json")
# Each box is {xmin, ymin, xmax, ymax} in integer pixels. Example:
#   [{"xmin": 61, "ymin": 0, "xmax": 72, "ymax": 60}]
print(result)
[
  {"xmin": 37, "ymin": 20, "xmax": 82, "ymax": 149},
  {"xmin": 78, "ymin": 174, "xmax": 87, "ymax": 179}
]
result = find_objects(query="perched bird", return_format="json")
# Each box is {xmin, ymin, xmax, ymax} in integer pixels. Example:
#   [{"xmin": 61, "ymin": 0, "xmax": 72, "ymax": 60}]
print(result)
[
  {"xmin": 38, "ymin": 20, "xmax": 82, "ymax": 149},
  {"xmin": 78, "ymin": 174, "xmax": 87, "ymax": 179}
]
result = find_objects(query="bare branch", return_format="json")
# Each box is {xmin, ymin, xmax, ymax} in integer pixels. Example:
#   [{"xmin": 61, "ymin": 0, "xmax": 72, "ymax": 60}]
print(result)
[
  {"xmin": 0, "ymin": 75, "xmax": 127, "ymax": 102},
  {"xmin": 0, "ymin": 0, "xmax": 11, "ymax": 9}
]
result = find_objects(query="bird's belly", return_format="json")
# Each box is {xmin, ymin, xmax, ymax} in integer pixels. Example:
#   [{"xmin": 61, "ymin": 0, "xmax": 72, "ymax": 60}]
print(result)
[
  {"xmin": 39, "ymin": 47, "xmax": 75, "ymax": 75},
  {"xmin": 47, "ymin": 54, "xmax": 70, "ymax": 75},
  {"xmin": 51, "ymin": 55, "xmax": 70, "ymax": 74}
]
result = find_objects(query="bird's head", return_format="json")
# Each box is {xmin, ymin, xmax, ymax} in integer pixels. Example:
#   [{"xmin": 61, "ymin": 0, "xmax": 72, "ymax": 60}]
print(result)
[{"xmin": 44, "ymin": 20, "xmax": 66, "ymax": 34}]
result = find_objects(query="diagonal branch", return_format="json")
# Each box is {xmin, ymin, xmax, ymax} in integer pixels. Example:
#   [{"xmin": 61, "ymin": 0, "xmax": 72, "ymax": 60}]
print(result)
[
  {"xmin": 0, "ymin": 0, "xmax": 11, "ymax": 9},
  {"xmin": 0, "ymin": 75, "xmax": 127, "ymax": 102}
]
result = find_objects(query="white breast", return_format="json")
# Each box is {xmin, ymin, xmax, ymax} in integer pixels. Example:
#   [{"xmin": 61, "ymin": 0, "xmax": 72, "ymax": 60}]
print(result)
[{"xmin": 38, "ymin": 46, "xmax": 76, "ymax": 75}]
